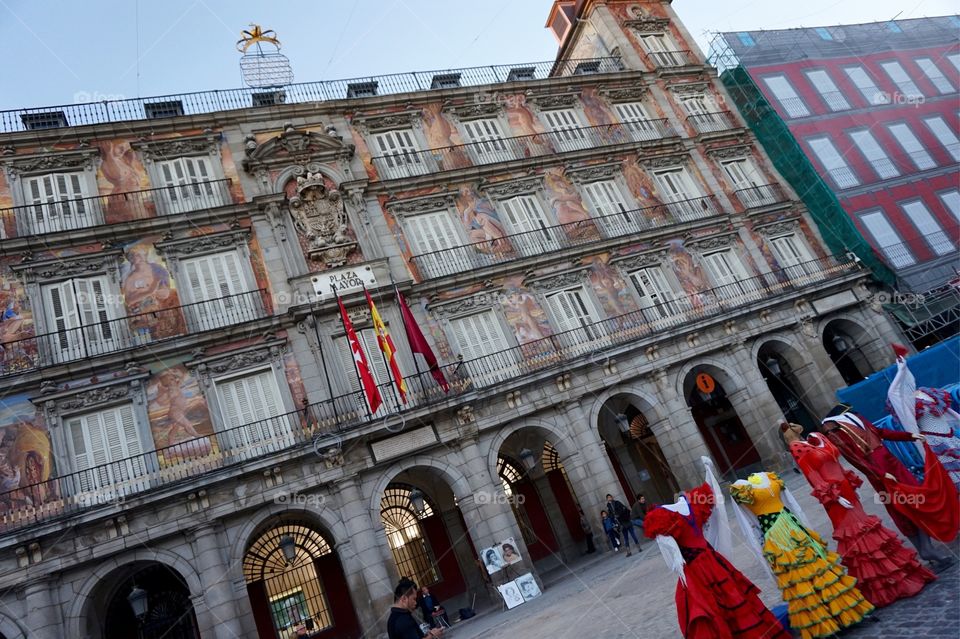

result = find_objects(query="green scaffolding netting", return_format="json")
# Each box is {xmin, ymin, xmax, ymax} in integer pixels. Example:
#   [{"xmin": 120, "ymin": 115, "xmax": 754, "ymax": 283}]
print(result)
[{"xmin": 718, "ymin": 65, "xmax": 896, "ymax": 287}]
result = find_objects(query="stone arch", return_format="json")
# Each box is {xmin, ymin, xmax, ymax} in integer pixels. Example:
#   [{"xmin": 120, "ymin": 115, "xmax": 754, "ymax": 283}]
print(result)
[
  {"xmin": 367, "ymin": 454, "xmax": 474, "ymax": 518},
  {"xmin": 819, "ymin": 312, "xmax": 886, "ymax": 381},
  {"xmin": 673, "ymin": 355, "xmax": 741, "ymax": 398},
  {"xmin": 0, "ymin": 615, "xmax": 25, "ymax": 639},
  {"xmin": 483, "ymin": 416, "xmax": 581, "ymax": 490},
  {"xmin": 226, "ymin": 500, "xmax": 352, "ymax": 586},
  {"xmin": 751, "ymin": 335, "xmax": 827, "ymax": 431},
  {"xmin": 66, "ymin": 549, "xmax": 204, "ymax": 639},
  {"xmin": 585, "ymin": 383, "xmax": 664, "ymax": 432}
]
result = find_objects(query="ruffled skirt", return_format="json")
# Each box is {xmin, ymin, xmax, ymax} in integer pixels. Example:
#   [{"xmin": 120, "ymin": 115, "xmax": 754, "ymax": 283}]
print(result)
[
  {"xmin": 762, "ymin": 511, "xmax": 872, "ymax": 638},
  {"xmin": 677, "ymin": 547, "xmax": 790, "ymax": 639}
]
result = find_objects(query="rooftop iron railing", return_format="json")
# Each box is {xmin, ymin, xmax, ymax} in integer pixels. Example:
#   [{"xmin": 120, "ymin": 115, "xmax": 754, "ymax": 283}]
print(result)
[{"xmin": 0, "ymin": 57, "xmax": 624, "ymax": 134}]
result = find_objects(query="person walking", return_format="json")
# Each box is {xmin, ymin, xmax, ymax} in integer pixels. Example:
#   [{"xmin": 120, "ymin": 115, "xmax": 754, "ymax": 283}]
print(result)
[
  {"xmin": 579, "ymin": 509, "xmax": 596, "ymax": 554},
  {"xmin": 630, "ymin": 495, "xmax": 647, "ymax": 550},
  {"xmin": 387, "ymin": 578, "xmax": 443, "ymax": 639},
  {"xmin": 601, "ymin": 510, "xmax": 621, "ymax": 551},
  {"xmin": 607, "ymin": 493, "xmax": 639, "ymax": 557}
]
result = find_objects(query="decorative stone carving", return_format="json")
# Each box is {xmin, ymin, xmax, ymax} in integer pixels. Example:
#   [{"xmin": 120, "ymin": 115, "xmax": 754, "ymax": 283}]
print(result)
[
  {"xmin": 624, "ymin": 14, "xmax": 670, "ymax": 33},
  {"xmin": 1, "ymin": 147, "xmax": 100, "ymax": 179},
  {"xmin": 637, "ymin": 152, "xmax": 689, "ymax": 169},
  {"xmin": 565, "ymin": 163, "xmax": 621, "ymax": 184},
  {"xmin": 506, "ymin": 390, "xmax": 522, "ymax": 409},
  {"xmin": 613, "ymin": 249, "xmax": 668, "ymax": 270},
  {"xmin": 37, "ymin": 375, "xmax": 148, "ymax": 424},
  {"xmin": 288, "ymin": 171, "xmax": 357, "ymax": 268},
  {"xmin": 350, "ymin": 110, "xmax": 421, "ymax": 134},
  {"xmin": 705, "ymin": 144, "xmax": 753, "ymax": 160},
  {"xmin": 11, "ymin": 250, "xmax": 122, "ymax": 283},
  {"xmin": 479, "ymin": 175, "xmax": 542, "ymax": 199},
  {"xmin": 686, "ymin": 233, "xmax": 736, "ymax": 252},
  {"xmin": 528, "ymin": 93, "xmax": 579, "ymax": 110},
  {"xmin": 598, "ymin": 85, "xmax": 648, "ymax": 102},
  {"xmin": 455, "ymin": 405, "xmax": 476, "ymax": 425},
  {"xmin": 155, "ymin": 228, "xmax": 251, "ymax": 258},
  {"xmin": 667, "ymin": 82, "xmax": 710, "ymax": 96},
  {"xmin": 243, "ymin": 122, "xmax": 355, "ymax": 174},
  {"xmin": 190, "ymin": 340, "xmax": 287, "ymax": 385},
  {"xmin": 430, "ymin": 293, "xmax": 497, "ymax": 318},
  {"xmin": 645, "ymin": 345, "xmax": 659, "ymax": 361},
  {"xmin": 132, "ymin": 131, "xmax": 220, "ymax": 163},
  {"xmin": 755, "ymin": 219, "xmax": 801, "ymax": 236},
  {"xmin": 385, "ymin": 192, "xmax": 456, "ymax": 217},
  {"xmin": 525, "ymin": 269, "xmax": 589, "ymax": 292},
  {"xmin": 555, "ymin": 373, "xmax": 573, "ymax": 391},
  {"xmin": 449, "ymin": 102, "xmax": 501, "ymax": 120}
]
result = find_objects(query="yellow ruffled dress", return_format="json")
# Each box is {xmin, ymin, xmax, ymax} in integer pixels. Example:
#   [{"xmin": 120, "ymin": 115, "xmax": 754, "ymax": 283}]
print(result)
[{"xmin": 730, "ymin": 473, "xmax": 873, "ymax": 639}]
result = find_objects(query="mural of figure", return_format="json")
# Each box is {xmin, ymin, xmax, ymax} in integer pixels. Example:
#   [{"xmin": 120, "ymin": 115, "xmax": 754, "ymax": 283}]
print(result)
[
  {"xmin": 12, "ymin": 422, "xmax": 56, "ymax": 508},
  {"xmin": 580, "ymin": 87, "xmax": 629, "ymax": 144},
  {"xmin": 504, "ymin": 101, "xmax": 553, "ymax": 156},
  {"xmin": 0, "ymin": 290, "xmax": 32, "ymax": 374},
  {"xmin": 421, "ymin": 103, "xmax": 469, "ymax": 169},
  {"xmin": 502, "ymin": 288, "xmax": 551, "ymax": 346},
  {"xmin": 456, "ymin": 186, "xmax": 510, "ymax": 253},
  {"xmin": 121, "ymin": 242, "xmax": 184, "ymax": 341},
  {"xmin": 148, "ymin": 368, "xmax": 213, "ymax": 461},
  {"xmin": 99, "ymin": 140, "xmax": 149, "ymax": 221},
  {"xmin": 590, "ymin": 261, "xmax": 638, "ymax": 318},
  {"xmin": 543, "ymin": 168, "xmax": 597, "ymax": 239},
  {"xmin": 667, "ymin": 240, "xmax": 708, "ymax": 309},
  {"xmin": 621, "ymin": 160, "xmax": 663, "ymax": 212}
]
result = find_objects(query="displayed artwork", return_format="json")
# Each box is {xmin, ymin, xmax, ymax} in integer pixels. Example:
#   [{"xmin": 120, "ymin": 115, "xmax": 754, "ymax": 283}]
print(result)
[
  {"xmin": 97, "ymin": 139, "xmax": 151, "ymax": 223},
  {"xmin": 504, "ymin": 99, "xmax": 553, "ymax": 156},
  {"xmin": 515, "ymin": 573, "xmax": 542, "ymax": 601},
  {"xmin": 621, "ymin": 158, "xmax": 663, "ymax": 209},
  {"xmin": 482, "ymin": 546, "xmax": 505, "ymax": 574},
  {"xmin": 497, "ymin": 581, "xmax": 524, "ymax": 609},
  {"xmin": 120, "ymin": 239, "xmax": 185, "ymax": 341},
  {"xmin": 501, "ymin": 278, "xmax": 552, "ymax": 348},
  {"xmin": 588, "ymin": 258, "xmax": 639, "ymax": 319},
  {"xmin": 499, "ymin": 538, "xmax": 522, "ymax": 565},
  {"xmin": 0, "ymin": 394, "xmax": 57, "ymax": 513},
  {"xmin": 455, "ymin": 185, "xmax": 511, "ymax": 254},
  {"xmin": 543, "ymin": 168, "xmax": 596, "ymax": 237},
  {"xmin": 666, "ymin": 239, "xmax": 710, "ymax": 308},
  {"xmin": 146, "ymin": 366, "xmax": 215, "ymax": 463},
  {"xmin": 421, "ymin": 103, "xmax": 470, "ymax": 170}
]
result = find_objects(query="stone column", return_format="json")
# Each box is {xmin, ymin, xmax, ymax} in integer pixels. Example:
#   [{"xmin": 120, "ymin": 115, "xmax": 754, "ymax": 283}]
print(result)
[
  {"xmin": 189, "ymin": 524, "xmax": 244, "ymax": 639},
  {"xmin": 338, "ymin": 476, "xmax": 395, "ymax": 630},
  {"xmin": 23, "ymin": 578, "xmax": 58, "ymax": 639},
  {"xmin": 647, "ymin": 369, "xmax": 713, "ymax": 489},
  {"xmin": 560, "ymin": 400, "xmax": 623, "ymax": 529},
  {"xmin": 724, "ymin": 344, "xmax": 785, "ymax": 466},
  {"xmin": 532, "ymin": 473, "xmax": 577, "ymax": 560}
]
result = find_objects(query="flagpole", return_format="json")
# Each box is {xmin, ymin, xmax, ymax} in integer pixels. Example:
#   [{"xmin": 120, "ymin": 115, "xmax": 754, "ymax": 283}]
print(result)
[
  {"xmin": 393, "ymin": 279, "xmax": 426, "ymax": 387},
  {"xmin": 364, "ymin": 284, "xmax": 402, "ymax": 412},
  {"xmin": 333, "ymin": 283, "xmax": 373, "ymax": 421},
  {"xmin": 310, "ymin": 305, "xmax": 339, "ymax": 427}
]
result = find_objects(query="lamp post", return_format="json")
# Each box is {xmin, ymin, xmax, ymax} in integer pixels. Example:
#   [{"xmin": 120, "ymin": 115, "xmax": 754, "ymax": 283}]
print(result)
[
  {"xmin": 519, "ymin": 448, "xmax": 538, "ymax": 472},
  {"xmin": 279, "ymin": 534, "xmax": 297, "ymax": 564},
  {"xmin": 765, "ymin": 356, "xmax": 782, "ymax": 377},
  {"xmin": 614, "ymin": 413, "xmax": 631, "ymax": 435},
  {"xmin": 832, "ymin": 334, "xmax": 849, "ymax": 353},
  {"xmin": 127, "ymin": 584, "xmax": 148, "ymax": 622},
  {"xmin": 408, "ymin": 488, "xmax": 426, "ymax": 516}
]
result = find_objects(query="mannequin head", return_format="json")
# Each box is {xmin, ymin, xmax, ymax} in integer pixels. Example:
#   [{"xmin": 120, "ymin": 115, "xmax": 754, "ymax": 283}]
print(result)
[{"xmin": 778, "ymin": 421, "xmax": 803, "ymax": 445}]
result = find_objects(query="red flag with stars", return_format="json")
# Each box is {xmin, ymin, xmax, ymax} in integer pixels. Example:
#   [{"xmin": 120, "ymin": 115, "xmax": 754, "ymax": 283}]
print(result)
[{"xmin": 336, "ymin": 295, "xmax": 382, "ymax": 414}]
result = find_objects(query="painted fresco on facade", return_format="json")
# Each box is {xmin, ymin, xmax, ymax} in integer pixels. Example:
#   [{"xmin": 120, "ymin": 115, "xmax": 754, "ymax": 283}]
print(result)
[
  {"xmin": 283, "ymin": 350, "xmax": 307, "ymax": 415},
  {"xmin": 0, "ymin": 277, "xmax": 35, "ymax": 375},
  {"xmin": 666, "ymin": 239, "xmax": 711, "ymax": 307},
  {"xmin": 98, "ymin": 139, "xmax": 151, "ymax": 223},
  {"xmin": 503, "ymin": 97, "xmax": 554, "ymax": 156},
  {"xmin": 0, "ymin": 394, "xmax": 55, "ymax": 511},
  {"xmin": 543, "ymin": 167, "xmax": 598, "ymax": 239},
  {"xmin": 501, "ymin": 276, "xmax": 553, "ymax": 348},
  {"xmin": 146, "ymin": 365, "xmax": 216, "ymax": 463},
  {"xmin": 586, "ymin": 256, "xmax": 640, "ymax": 318},
  {"xmin": 121, "ymin": 239, "xmax": 185, "ymax": 341},
  {"xmin": 422, "ymin": 103, "xmax": 471, "ymax": 170},
  {"xmin": 455, "ymin": 185, "xmax": 511, "ymax": 254}
]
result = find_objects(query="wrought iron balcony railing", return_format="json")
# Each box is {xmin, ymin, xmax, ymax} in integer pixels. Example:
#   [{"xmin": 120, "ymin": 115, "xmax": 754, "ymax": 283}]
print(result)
[
  {"xmin": 0, "ymin": 57, "xmax": 623, "ymax": 133},
  {"xmin": 0, "ymin": 179, "xmax": 232, "ymax": 237},
  {"xmin": 410, "ymin": 195, "xmax": 720, "ymax": 280},
  {"xmin": 733, "ymin": 183, "xmax": 789, "ymax": 209},
  {"xmin": 0, "ymin": 255, "xmax": 857, "ymax": 533},
  {"xmin": 0, "ymin": 289, "xmax": 267, "ymax": 376},
  {"xmin": 647, "ymin": 50, "xmax": 696, "ymax": 69},
  {"xmin": 686, "ymin": 110, "xmax": 739, "ymax": 134},
  {"xmin": 370, "ymin": 119, "xmax": 677, "ymax": 180}
]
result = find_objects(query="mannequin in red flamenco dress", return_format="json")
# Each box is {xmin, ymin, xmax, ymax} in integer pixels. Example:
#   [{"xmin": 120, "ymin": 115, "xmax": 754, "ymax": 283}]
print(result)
[
  {"xmin": 789, "ymin": 430, "xmax": 935, "ymax": 607},
  {"xmin": 643, "ymin": 457, "xmax": 789, "ymax": 639}
]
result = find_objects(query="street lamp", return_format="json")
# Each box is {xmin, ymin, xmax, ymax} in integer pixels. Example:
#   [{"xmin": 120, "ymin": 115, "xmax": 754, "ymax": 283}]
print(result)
[
  {"xmin": 765, "ymin": 356, "xmax": 782, "ymax": 377},
  {"xmin": 519, "ymin": 448, "xmax": 538, "ymax": 471},
  {"xmin": 279, "ymin": 534, "xmax": 297, "ymax": 564},
  {"xmin": 408, "ymin": 488, "xmax": 426, "ymax": 516},
  {"xmin": 614, "ymin": 414, "xmax": 631, "ymax": 435},
  {"xmin": 832, "ymin": 334, "xmax": 849, "ymax": 353},
  {"xmin": 127, "ymin": 585, "xmax": 149, "ymax": 621}
]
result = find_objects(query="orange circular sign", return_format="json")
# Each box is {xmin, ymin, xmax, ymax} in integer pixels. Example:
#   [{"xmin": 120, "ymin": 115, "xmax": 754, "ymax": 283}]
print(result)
[{"xmin": 695, "ymin": 373, "xmax": 716, "ymax": 394}]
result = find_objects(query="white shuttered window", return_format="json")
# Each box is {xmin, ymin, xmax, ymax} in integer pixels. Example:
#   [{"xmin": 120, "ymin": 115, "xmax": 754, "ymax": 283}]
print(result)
[
  {"xmin": 614, "ymin": 102, "xmax": 660, "ymax": 140},
  {"xmin": 701, "ymin": 250, "xmax": 755, "ymax": 299},
  {"xmin": 41, "ymin": 276, "xmax": 123, "ymax": 363},
  {"xmin": 156, "ymin": 156, "xmax": 223, "ymax": 214},
  {"xmin": 215, "ymin": 369, "xmax": 292, "ymax": 458},
  {"xmin": 404, "ymin": 211, "xmax": 465, "ymax": 278},
  {"xmin": 544, "ymin": 287, "xmax": 607, "ymax": 349},
  {"xmin": 540, "ymin": 109, "xmax": 589, "ymax": 151},
  {"xmin": 499, "ymin": 196, "xmax": 559, "ymax": 255},
  {"xmin": 582, "ymin": 180, "xmax": 638, "ymax": 236},
  {"xmin": 462, "ymin": 118, "xmax": 513, "ymax": 163},
  {"xmin": 371, "ymin": 129, "xmax": 428, "ymax": 179},
  {"xmin": 180, "ymin": 251, "xmax": 257, "ymax": 329},
  {"xmin": 22, "ymin": 171, "xmax": 96, "ymax": 233},
  {"xmin": 449, "ymin": 311, "xmax": 516, "ymax": 386},
  {"xmin": 630, "ymin": 267, "xmax": 687, "ymax": 324},
  {"xmin": 66, "ymin": 404, "xmax": 148, "ymax": 495}
]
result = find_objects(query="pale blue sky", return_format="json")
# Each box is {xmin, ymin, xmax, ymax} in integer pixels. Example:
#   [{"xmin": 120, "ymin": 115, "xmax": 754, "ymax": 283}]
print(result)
[{"xmin": 0, "ymin": 0, "xmax": 955, "ymax": 111}]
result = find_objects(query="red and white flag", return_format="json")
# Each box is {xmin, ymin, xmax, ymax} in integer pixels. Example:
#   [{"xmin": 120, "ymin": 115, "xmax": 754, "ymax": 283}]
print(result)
[{"xmin": 336, "ymin": 295, "xmax": 382, "ymax": 414}]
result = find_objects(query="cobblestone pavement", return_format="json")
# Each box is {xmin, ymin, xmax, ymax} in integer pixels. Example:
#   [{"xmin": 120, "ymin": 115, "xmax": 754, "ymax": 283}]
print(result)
[{"xmin": 442, "ymin": 470, "xmax": 960, "ymax": 639}]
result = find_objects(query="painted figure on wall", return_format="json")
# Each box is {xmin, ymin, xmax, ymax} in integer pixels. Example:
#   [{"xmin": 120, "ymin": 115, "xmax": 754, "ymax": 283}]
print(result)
[
  {"xmin": 504, "ymin": 100, "xmax": 553, "ymax": 156},
  {"xmin": 543, "ymin": 168, "xmax": 598, "ymax": 239},
  {"xmin": 120, "ymin": 241, "xmax": 184, "ymax": 341},
  {"xmin": 502, "ymin": 278, "xmax": 552, "ymax": 348},
  {"xmin": 456, "ymin": 186, "xmax": 511, "ymax": 253},
  {"xmin": 98, "ymin": 140, "xmax": 150, "ymax": 222},
  {"xmin": 147, "ymin": 367, "xmax": 215, "ymax": 462},
  {"xmin": 580, "ymin": 87, "xmax": 630, "ymax": 144},
  {"xmin": 0, "ymin": 395, "xmax": 56, "ymax": 513},
  {"xmin": 621, "ymin": 159, "xmax": 663, "ymax": 213},
  {"xmin": 0, "ymin": 282, "xmax": 36, "ymax": 375},
  {"xmin": 666, "ymin": 240, "xmax": 709, "ymax": 309},
  {"xmin": 283, "ymin": 352, "xmax": 308, "ymax": 417},
  {"xmin": 422, "ymin": 103, "xmax": 470, "ymax": 170},
  {"xmin": 589, "ymin": 258, "xmax": 639, "ymax": 319}
]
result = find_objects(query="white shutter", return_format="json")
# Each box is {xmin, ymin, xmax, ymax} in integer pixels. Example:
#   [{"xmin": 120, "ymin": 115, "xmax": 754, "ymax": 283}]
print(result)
[
  {"xmin": 67, "ymin": 405, "xmax": 145, "ymax": 495},
  {"xmin": 541, "ymin": 109, "xmax": 588, "ymax": 150},
  {"xmin": 462, "ymin": 118, "xmax": 511, "ymax": 162},
  {"xmin": 762, "ymin": 76, "xmax": 810, "ymax": 118},
  {"xmin": 887, "ymin": 124, "xmax": 935, "ymax": 170},
  {"xmin": 583, "ymin": 181, "xmax": 636, "ymax": 236},
  {"xmin": 450, "ymin": 311, "xmax": 516, "ymax": 387},
  {"xmin": 73, "ymin": 276, "xmax": 118, "ymax": 355},
  {"xmin": 770, "ymin": 234, "xmax": 814, "ymax": 279},
  {"xmin": 336, "ymin": 330, "xmax": 393, "ymax": 416},
  {"xmin": 43, "ymin": 280, "xmax": 81, "ymax": 359},
  {"xmin": 808, "ymin": 138, "xmax": 858, "ymax": 188},
  {"xmin": 372, "ymin": 129, "xmax": 426, "ymax": 178},
  {"xmin": 630, "ymin": 267, "xmax": 685, "ymax": 322},
  {"xmin": 404, "ymin": 211, "xmax": 464, "ymax": 278},
  {"xmin": 653, "ymin": 169, "xmax": 705, "ymax": 221},
  {"xmin": 157, "ymin": 156, "xmax": 220, "ymax": 213},
  {"xmin": 702, "ymin": 250, "xmax": 752, "ymax": 299},
  {"xmin": 23, "ymin": 172, "xmax": 90, "ymax": 233},
  {"xmin": 614, "ymin": 102, "xmax": 658, "ymax": 140},
  {"xmin": 499, "ymin": 196, "xmax": 559, "ymax": 255},
  {"xmin": 216, "ymin": 369, "xmax": 289, "ymax": 457},
  {"xmin": 42, "ymin": 276, "xmax": 120, "ymax": 362},
  {"xmin": 849, "ymin": 130, "xmax": 899, "ymax": 179},
  {"xmin": 902, "ymin": 201, "xmax": 953, "ymax": 256},
  {"xmin": 641, "ymin": 34, "xmax": 682, "ymax": 67},
  {"xmin": 804, "ymin": 70, "xmax": 849, "ymax": 111},
  {"xmin": 181, "ymin": 251, "xmax": 253, "ymax": 329},
  {"xmin": 545, "ymin": 287, "xmax": 606, "ymax": 351}
]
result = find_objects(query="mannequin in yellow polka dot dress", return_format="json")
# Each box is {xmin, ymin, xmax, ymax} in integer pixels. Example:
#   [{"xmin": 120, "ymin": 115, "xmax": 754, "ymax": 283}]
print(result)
[{"xmin": 730, "ymin": 472, "xmax": 873, "ymax": 639}]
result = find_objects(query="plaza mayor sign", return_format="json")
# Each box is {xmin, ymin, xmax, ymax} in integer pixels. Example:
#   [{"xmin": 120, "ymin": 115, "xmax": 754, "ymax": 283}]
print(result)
[{"xmin": 311, "ymin": 265, "xmax": 378, "ymax": 301}]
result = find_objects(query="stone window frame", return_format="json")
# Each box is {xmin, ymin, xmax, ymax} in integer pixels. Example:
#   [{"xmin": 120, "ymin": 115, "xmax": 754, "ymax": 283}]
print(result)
[
  {"xmin": 684, "ymin": 233, "xmax": 754, "ymax": 286},
  {"xmin": 611, "ymin": 248, "xmax": 689, "ymax": 311},
  {"xmin": 0, "ymin": 147, "xmax": 103, "ymax": 237},
  {"xmin": 130, "ymin": 132, "xmax": 228, "ymax": 204},
  {"xmin": 429, "ymin": 289, "xmax": 519, "ymax": 362},
  {"xmin": 478, "ymin": 175, "xmax": 561, "ymax": 236},
  {"xmin": 36, "ymin": 370, "xmax": 157, "ymax": 484},
  {"xmin": 351, "ymin": 109, "xmax": 432, "ymax": 160},
  {"xmin": 524, "ymin": 267, "xmax": 608, "ymax": 336},
  {"xmin": 444, "ymin": 102, "xmax": 517, "ymax": 163},
  {"xmin": 188, "ymin": 339, "xmax": 298, "ymax": 447},
  {"xmin": 154, "ymin": 227, "xmax": 260, "ymax": 309},
  {"xmin": 10, "ymin": 250, "xmax": 126, "ymax": 339},
  {"xmin": 384, "ymin": 192, "xmax": 468, "ymax": 257},
  {"xmin": 565, "ymin": 163, "xmax": 641, "ymax": 221}
]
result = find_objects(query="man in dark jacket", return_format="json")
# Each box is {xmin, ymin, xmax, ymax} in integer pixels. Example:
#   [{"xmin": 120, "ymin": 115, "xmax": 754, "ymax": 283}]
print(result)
[
  {"xmin": 387, "ymin": 578, "xmax": 442, "ymax": 639},
  {"xmin": 606, "ymin": 493, "xmax": 639, "ymax": 556}
]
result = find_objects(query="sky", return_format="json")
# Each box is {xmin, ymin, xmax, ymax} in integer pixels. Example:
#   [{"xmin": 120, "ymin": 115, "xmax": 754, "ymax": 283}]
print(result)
[{"xmin": 0, "ymin": 0, "xmax": 956, "ymax": 111}]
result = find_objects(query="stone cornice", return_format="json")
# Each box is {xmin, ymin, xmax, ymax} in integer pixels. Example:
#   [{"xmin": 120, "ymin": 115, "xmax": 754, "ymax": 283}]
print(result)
[
  {"xmin": 597, "ymin": 84, "xmax": 648, "ymax": 103},
  {"xmin": 350, "ymin": 109, "xmax": 422, "ymax": 134},
  {"xmin": 524, "ymin": 267, "xmax": 590, "ymax": 292},
  {"xmin": 187, "ymin": 338, "xmax": 288, "ymax": 379},
  {"xmin": 384, "ymin": 192, "xmax": 457, "ymax": 217},
  {"xmin": 34, "ymin": 371, "xmax": 150, "ymax": 416},
  {"xmin": 444, "ymin": 102, "xmax": 502, "ymax": 121},
  {"xmin": 155, "ymin": 227, "xmax": 251, "ymax": 258},
  {"xmin": 754, "ymin": 218, "xmax": 802, "ymax": 236},
  {"xmin": 0, "ymin": 146, "xmax": 100, "ymax": 178},
  {"xmin": 564, "ymin": 162, "xmax": 622, "ymax": 184},
  {"xmin": 10, "ymin": 249, "xmax": 123, "ymax": 282},
  {"xmin": 479, "ymin": 175, "xmax": 543, "ymax": 199},
  {"xmin": 130, "ymin": 131, "xmax": 221, "ymax": 162},
  {"xmin": 611, "ymin": 248, "xmax": 670, "ymax": 270},
  {"xmin": 242, "ymin": 123, "xmax": 354, "ymax": 173}
]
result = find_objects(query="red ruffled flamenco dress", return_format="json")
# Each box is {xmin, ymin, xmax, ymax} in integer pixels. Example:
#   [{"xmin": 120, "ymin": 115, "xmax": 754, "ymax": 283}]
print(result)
[
  {"xmin": 644, "ymin": 482, "xmax": 789, "ymax": 639},
  {"xmin": 791, "ymin": 433, "xmax": 935, "ymax": 607}
]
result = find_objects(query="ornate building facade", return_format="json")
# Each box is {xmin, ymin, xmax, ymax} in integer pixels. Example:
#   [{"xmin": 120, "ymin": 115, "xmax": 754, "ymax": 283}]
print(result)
[{"xmin": 0, "ymin": 2, "xmax": 904, "ymax": 637}]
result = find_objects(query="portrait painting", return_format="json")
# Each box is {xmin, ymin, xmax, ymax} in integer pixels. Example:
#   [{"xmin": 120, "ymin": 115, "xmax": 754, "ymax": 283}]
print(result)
[
  {"xmin": 497, "ymin": 581, "xmax": 524, "ymax": 609},
  {"xmin": 482, "ymin": 546, "xmax": 504, "ymax": 574},
  {"xmin": 515, "ymin": 573, "xmax": 542, "ymax": 601}
]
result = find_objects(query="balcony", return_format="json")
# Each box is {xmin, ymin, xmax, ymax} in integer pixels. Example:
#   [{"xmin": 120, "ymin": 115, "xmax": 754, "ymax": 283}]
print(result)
[
  {"xmin": 1, "ymin": 179, "xmax": 232, "ymax": 237},
  {"xmin": 0, "ymin": 289, "xmax": 267, "ymax": 377},
  {"xmin": 647, "ymin": 50, "xmax": 696, "ymax": 69},
  {"xmin": 410, "ymin": 195, "xmax": 721, "ymax": 280},
  {"xmin": 0, "ymin": 57, "xmax": 623, "ymax": 133},
  {"xmin": 371, "ymin": 119, "xmax": 678, "ymax": 180},
  {"xmin": 733, "ymin": 183, "xmax": 790, "ymax": 209},
  {"xmin": 0, "ymin": 255, "xmax": 857, "ymax": 533},
  {"xmin": 686, "ymin": 110, "xmax": 739, "ymax": 135}
]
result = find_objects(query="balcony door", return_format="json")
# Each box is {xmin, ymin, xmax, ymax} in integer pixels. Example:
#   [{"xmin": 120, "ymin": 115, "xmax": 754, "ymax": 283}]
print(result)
[
  {"xmin": 66, "ymin": 403, "xmax": 150, "ymax": 497},
  {"xmin": 157, "ymin": 156, "xmax": 223, "ymax": 214},
  {"xmin": 216, "ymin": 368, "xmax": 293, "ymax": 459},
  {"xmin": 499, "ymin": 196, "xmax": 560, "ymax": 256},
  {"xmin": 545, "ymin": 287, "xmax": 608, "ymax": 353},
  {"xmin": 180, "ymin": 251, "xmax": 258, "ymax": 330},
  {"xmin": 42, "ymin": 276, "xmax": 125, "ymax": 363},
  {"xmin": 23, "ymin": 171, "xmax": 98, "ymax": 234}
]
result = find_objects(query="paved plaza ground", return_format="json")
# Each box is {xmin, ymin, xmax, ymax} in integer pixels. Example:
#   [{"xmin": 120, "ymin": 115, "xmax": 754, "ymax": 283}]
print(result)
[{"xmin": 437, "ymin": 469, "xmax": 960, "ymax": 639}]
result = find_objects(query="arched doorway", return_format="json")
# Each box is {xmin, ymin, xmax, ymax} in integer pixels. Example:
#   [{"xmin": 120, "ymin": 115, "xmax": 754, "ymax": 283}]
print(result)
[
  {"xmin": 380, "ymin": 479, "xmax": 472, "ymax": 605},
  {"xmin": 757, "ymin": 342, "xmax": 819, "ymax": 433},
  {"xmin": 497, "ymin": 454, "xmax": 560, "ymax": 562},
  {"xmin": 596, "ymin": 394, "xmax": 678, "ymax": 505},
  {"xmin": 684, "ymin": 366, "xmax": 761, "ymax": 479},
  {"xmin": 243, "ymin": 520, "xmax": 361, "ymax": 639},
  {"xmin": 102, "ymin": 562, "xmax": 199, "ymax": 639},
  {"xmin": 823, "ymin": 319, "xmax": 877, "ymax": 385}
]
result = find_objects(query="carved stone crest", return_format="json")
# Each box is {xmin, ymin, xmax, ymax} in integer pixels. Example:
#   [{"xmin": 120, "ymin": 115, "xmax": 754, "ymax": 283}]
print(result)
[{"xmin": 289, "ymin": 171, "xmax": 353, "ymax": 262}]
